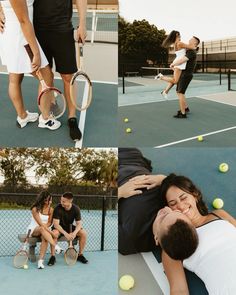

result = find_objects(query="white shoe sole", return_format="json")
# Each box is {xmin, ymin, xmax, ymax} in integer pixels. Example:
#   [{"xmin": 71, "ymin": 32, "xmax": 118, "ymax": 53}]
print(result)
[
  {"xmin": 17, "ymin": 116, "xmax": 39, "ymax": 128},
  {"xmin": 38, "ymin": 122, "xmax": 61, "ymax": 130}
]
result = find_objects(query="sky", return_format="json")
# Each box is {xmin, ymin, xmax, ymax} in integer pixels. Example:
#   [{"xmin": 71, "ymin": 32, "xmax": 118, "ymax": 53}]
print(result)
[{"xmin": 119, "ymin": 0, "xmax": 236, "ymax": 42}]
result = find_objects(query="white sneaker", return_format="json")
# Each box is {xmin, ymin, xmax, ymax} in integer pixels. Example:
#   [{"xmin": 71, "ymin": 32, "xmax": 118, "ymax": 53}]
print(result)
[
  {"xmin": 17, "ymin": 110, "xmax": 39, "ymax": 128},
  {"xmin": 38, "ymin": 259, "xmax": 45, "ymax": 269},
  {"xmin": 161, "ymin": 90, "xmax": 168, "ymax": 99},
  {"xmin": 38, "ymin": 114, "xmax": 61, "ymax": 130},
  {"xmin": 154, "ymin": 73, "xmax": 163, "ymax": 80},
  {"xmin": 55, "ymin": 244, "xmax": 63, "ymax": 254}
]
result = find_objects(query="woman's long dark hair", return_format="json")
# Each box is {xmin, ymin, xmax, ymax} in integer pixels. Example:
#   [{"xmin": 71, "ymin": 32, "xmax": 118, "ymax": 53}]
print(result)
[
  {"xmin": 30, "ymin": 191, "xmax": 52, "ymax": 212},
  {"xmin": 160, "ymin": 174, "xmax": 208, "ymax": 216},
  {"xmin": 162, "ymin": 30, "xmax": 180, "ymax": 48}
]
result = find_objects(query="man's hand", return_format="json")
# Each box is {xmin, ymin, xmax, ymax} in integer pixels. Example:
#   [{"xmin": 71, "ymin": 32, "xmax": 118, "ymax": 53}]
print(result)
[
  {"xmin": 65, "ymin": 232, "xmax": 73, "ymax": 241},
  {"xmin": 128, "ymin": 174, "xmax": 166, "ymax": 190},
  {"xmin": 76, "ymin": 25, "xmax": 87, "ymax": 44},
  {"xmin": 71, "ymin": 231, "xmax": 77, "ymax": 240}
]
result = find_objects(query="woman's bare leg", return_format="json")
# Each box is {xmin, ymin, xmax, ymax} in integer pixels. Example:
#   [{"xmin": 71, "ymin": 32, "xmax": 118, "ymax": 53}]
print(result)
[{"xmin": 8, "ymin": 73, "xmax": 26, "ymax": 118}]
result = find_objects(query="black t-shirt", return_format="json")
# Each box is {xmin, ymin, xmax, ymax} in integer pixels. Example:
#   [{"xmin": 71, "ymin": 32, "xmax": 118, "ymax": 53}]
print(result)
[
  {"xmin": 53, "ymin": 204, "xmax": 81, "ymax": 232},
  {"xmin": 33, "ymin": 0, "xmax": 73, "ymax": 32},
  {"xmin": 183, "ymin": 49, "xmax": 197, "ymax": 75}
]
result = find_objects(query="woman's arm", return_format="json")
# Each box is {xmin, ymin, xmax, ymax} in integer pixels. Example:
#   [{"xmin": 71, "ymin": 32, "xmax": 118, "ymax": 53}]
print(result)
[
  {"xmin": 9, "ymin": 0, "xmax": 40, "ymax": 71},
  {"xmin": 118, "ymin": 181, "xmax": 145, "ymax": 199},
  {"xmin": 31, "ymin": 207, "xmax": 45, "ymax": 227},
  {"xmin": 177, "ymin": 41, "xmax": 196, "ymax": 50},
  {"xmin": 129, "ymin": 174, "xmax": 166, "ymax": 189},
  {"xmin": 213, "ymin": 209, "xmax": 236, "ymax": 227},
  {"xmin": 162, "ymin": 251, "xmax": 189, "ymax": 295},
  {"xmin": 46, "ymin": 207, "xmax": 53, "ymax": 228}
]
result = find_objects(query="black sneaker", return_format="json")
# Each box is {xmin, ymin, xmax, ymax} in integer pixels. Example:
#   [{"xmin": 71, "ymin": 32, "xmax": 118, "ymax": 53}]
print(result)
[
  {"xmin": 173, "ymin": 112, "xmax": 187, "ymax": 118},
  {"xmin": 47, "ymin": 255, "xmax": 56, "ymax": 266},
  {"xmin": 68, "ymin": 117, "xmax": 82, "ymax": 141},
  {"xmin": 177, "ymin": 107, "xmax": 190, "ymax": 114},
  {"xmin": 77, "ymin": 254, "xmax": 88, "ymax": 264}
]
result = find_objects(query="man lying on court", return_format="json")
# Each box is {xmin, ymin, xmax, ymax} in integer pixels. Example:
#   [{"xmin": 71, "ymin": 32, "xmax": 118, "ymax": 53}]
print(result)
[{"xmin": 48, "ymin": 192, "xmax": 88, "ymax": 265}]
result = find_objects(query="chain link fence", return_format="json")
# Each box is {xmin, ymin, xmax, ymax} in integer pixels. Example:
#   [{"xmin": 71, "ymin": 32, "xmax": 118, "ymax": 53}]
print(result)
[{"xmin": 0, "ymin": 193, "xmax": 117, "ymax": 256}]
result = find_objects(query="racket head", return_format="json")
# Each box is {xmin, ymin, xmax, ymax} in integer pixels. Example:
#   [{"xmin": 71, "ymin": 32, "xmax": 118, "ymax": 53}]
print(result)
[
  {"xmin": 13, "ymin": 250, "xmax": 28, "ymax": 268},
  {"xmin": 38, "ymin": 87, "xmax": 66, "ymax": 119},
  {"xmin": 64, "ymin": 247, "xmax": 78, "ymax": 265},
  {"xmin": 70, "ymin": 71, "xmax": 92, "ymax": 111}
]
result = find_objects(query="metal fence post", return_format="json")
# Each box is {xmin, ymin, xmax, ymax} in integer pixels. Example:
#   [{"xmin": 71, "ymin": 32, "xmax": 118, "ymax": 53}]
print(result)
[
  {"xmin": 100, "ymin": 196, "xmax": 106, "ymax": 251},
  {"xmin": 122, "ymin": 64, "xmax": 125, "ymax": 94}
]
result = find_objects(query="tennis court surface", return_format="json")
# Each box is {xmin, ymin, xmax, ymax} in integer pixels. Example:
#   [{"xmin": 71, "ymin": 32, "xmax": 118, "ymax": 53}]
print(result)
[
  {"xmin": 118, "ymin": 73, "xmax": 236, "ymax": 147},
  {"xmin": 119, "ymin": 147, "xmax": 236, "ymax": 294},
  {"xmin": 0, "ymin": 73, "xmax": 117, "ymax": 147}
]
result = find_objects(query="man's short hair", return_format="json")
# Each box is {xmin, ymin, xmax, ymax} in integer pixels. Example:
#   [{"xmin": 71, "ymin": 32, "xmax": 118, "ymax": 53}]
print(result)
[
  {"xmin": 160, "ymin": 219, "xmax": 199, "ymax": 260},
  {"xmin": 62, "ymin": 192, "xmax": 74, "ymax": 200},
  {"xmin": 193, "ymin": 36, "xmax": 200, "ymax": 45}
]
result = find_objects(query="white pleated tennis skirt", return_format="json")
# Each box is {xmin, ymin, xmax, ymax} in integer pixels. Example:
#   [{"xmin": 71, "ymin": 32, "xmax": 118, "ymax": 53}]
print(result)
[{"xmin": 0, "ymin": 0, "xmax": 48, "ymax": 73}]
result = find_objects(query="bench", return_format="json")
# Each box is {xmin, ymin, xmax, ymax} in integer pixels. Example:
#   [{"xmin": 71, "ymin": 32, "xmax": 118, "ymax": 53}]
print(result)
[
  {"xmin": 125, "ymin": 71, "xmax": 139, "ymax": 77},
  {"xmin": 18, "ymin": 234, "xmax": 78, "ymax": 262}
]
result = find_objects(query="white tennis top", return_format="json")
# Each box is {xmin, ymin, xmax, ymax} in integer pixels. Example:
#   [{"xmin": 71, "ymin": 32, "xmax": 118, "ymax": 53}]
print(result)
[
  {"xmin": 0, "ymin": 0, "xmax": 48, "ymax": 73},
  {"xmin": 173, "ymin": 48, "xmax": 186, "ymax": 70},
  {"xmin": 26, "ymin": 212, "xmax": 49, "ymax": 236},
  {"xmin": 183, "ymin": 219, "xmax": 236, "ymax": 295}
]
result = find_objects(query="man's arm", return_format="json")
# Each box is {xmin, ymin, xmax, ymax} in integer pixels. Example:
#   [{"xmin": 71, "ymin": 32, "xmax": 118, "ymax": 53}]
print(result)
[
  {"xmin": 53, "ymin": 218, "xmax": 72, "ymax": 240},
  {"xmin": 72, "ymin": 220, "xmax": 82, "ymax": 237},
  {"xmin": 75, "ymin": 0, "xmax": 87, "ymax": 43},
  {"xmin": 170, "ymin": 56, "xmax": 189, "ymax": 68}
]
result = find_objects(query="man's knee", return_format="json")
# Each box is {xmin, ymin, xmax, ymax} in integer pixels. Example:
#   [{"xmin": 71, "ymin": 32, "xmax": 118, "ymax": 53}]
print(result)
[{"xmin": 77, "ymin": 229, "xmax": 87, "ymax": 239}]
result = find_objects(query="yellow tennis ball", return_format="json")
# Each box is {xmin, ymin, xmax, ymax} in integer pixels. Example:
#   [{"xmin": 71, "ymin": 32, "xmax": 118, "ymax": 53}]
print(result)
[
  {"xmin": 119, "ymin": 275, "xmax": 135, "ymax": 291},
  {"xmin": 126, "ymin": 128, "xmax": 132, "ymax": 133},
  {"xmin": 212, "ymin": 198, "xmax": 224, "ymax": 209},
  {"xmin": 219, "ymin": 163, "xmax": 229, "ymax": 173},
  {"xmin": 23, "ymin": 264, "xmax": 28, "ymax": 269},
  {"xmin": 124, "ymin": 118, "xmax": 129, "ymax": 123},
  {"xmin": 197, "ymin": 136, "xmax": 203, "ymax": 142}
]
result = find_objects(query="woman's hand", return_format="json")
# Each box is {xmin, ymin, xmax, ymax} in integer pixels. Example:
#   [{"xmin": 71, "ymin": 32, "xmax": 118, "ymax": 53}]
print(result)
[
  {"xmin": 128, "ymin": 174, "xmax": 166, "ymax": 190},
  {"xmin": 118, "ymin": 181, "xmax": 148, "ymax": 199},
  {"xmin": 31, "ymin": 52, "xmax": 41, "ymax": 72}
]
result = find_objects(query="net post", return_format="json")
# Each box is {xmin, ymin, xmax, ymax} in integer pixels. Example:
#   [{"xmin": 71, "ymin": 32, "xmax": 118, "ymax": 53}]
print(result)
[
  {"xmin": 228, "ymin": 69, "xmax": 231, "ymax": 91},
  {"xmin": 219, "ymin": 62, "xmax": 222, "ymax": 85},
  {"xmin": 122, "ymin": 64, "xmax": 125, "ymax": 94},
  {"xmin": 100, "ymin": 196, "xmax": 106, "ymax": 251}
]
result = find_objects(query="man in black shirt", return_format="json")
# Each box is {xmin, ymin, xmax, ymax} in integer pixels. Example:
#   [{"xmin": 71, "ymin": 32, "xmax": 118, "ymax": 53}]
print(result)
[
  {"xmin": 171, "ymin": 36, "xmax": 200, "ymax": 118},
  {"xmin": 33, "ymin": 0, "xmax": 87, "ymax": 140},
  {"xmin": 48, "ymin": 192, "xmax": 88, "ymax": 265}
]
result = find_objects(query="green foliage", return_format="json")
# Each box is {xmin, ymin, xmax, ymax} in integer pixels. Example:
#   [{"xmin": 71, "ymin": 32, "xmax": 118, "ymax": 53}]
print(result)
[{"xmin": 119, "ymin": 16, "xmax": 168, "ymax": 65}]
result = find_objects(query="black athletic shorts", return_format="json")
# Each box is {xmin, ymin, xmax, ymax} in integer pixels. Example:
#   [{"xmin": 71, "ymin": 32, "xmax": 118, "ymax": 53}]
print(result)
[
  {"xmin": 35, "ymin": 29, "xmax": 77, "ymax": 74},
  {"xmin": 176, "ymin": 73, "xmax": 193, "ymax": 94},
  {"xmin": 118, "ymin": 186, "xmax": 162, "ymax": 255},
  {"xmin": 52, "ymin": 225, "xmax": 77, "ymax": 238}
]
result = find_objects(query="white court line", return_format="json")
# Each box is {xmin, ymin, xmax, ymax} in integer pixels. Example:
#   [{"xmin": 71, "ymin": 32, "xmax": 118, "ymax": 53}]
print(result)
[
  {"xmin": 155, "ymin": 125, "xmax": 236, "ymax": 148},
  {"xmin": 75, "ymin": 82, "xmax": 90, "ymax": 148},
  {"xmin": 141, "ymin": 252, "xmax": 169, "ymax": 295}
]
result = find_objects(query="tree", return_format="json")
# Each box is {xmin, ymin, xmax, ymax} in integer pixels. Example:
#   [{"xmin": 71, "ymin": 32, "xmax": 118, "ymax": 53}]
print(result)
[{"xmin": 119, "ymin": 16, "xmax": 168, "ymax": 67}]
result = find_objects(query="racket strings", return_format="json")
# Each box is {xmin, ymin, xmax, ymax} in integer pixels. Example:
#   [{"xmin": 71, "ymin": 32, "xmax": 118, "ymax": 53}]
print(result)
[
  {"xmin": 71, "ymin": 74, "xmax": 92, "ymax": 111},
  {"xmin": 65, "ymin": 248, "xmax": 77, "ymax": 265},
  {"xmin": 14, "ymin": 251, "xmax": 28, "ymax": 268}
]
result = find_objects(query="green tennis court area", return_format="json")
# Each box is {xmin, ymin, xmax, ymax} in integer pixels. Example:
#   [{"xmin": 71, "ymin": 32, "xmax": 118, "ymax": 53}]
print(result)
[
  {"xmin": 0, "ymin": 73, "xmax": 117, "ymax": 147},
  {"xmin": 119, "ymin": 73, "xmax": 236, "ymax": 147}
]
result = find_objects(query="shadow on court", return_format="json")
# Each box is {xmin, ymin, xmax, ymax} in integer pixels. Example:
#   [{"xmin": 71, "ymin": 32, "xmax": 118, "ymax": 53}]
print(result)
[
  {"xmin": 0, "ymin": 251, "xmax": 117, "ymax": 295},
  {"xmin": 0, "ymin": 74, "xmax": 117, "ymax": 147}
]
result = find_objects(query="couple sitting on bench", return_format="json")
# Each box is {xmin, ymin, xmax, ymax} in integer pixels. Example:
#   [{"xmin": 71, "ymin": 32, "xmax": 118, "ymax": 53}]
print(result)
[{"xmin": 26, "ymin": 191, "xmax": 88, "ymax": 269}]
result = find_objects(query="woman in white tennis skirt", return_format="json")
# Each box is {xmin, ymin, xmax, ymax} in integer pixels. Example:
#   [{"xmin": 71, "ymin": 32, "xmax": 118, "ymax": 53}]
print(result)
[{"xmin": 0, "ymin": 0, "xmax": 60, "ymax": 130}]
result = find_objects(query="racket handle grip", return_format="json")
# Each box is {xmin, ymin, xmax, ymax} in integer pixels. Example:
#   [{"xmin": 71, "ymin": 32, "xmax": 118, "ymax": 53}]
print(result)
[{"xmin": 24, "ymin": 44, "xmax": 34, "ymax": 62}]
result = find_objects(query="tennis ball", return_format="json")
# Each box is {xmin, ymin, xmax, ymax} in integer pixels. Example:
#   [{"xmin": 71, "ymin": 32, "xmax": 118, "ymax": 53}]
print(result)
[
  {"xmin": 119, "ymin": 275, "xmax": 135, "ymax": 291},
  {"xmin": 124, "ymin": 118, "xmax": 129, "ymax": 123},
  {"xmin": 23, "ymin": 264, "xmax": 28, "ymax": 270},
  {"xmin": 126, "ymin": 128, "xmax": 132, "ymax": 133},
  {"xmin": 197, "ymin": 136, "xmax": 203, "ymax": 142},
  {"xmin": 219, "ymin": 163, "xmax": 229, "ymax": 173},
  {"xmin": 212, "ymin": 198, "xmax": 224, "ymax": 209}
]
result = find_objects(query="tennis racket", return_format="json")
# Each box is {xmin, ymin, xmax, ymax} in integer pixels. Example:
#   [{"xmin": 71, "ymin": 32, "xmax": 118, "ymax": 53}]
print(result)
[
  {"xmin": 13, "ymin": 229, "xmax": 31, "ymax": 268},
  {"xmin": 70, "ymin": 42, "xmax": 92, "ymax": 111},
  {"xmin": 64, "ymin": 224, "xmax": 78, "ymax": 265},
  {"xmin": 24, "ymin": 44, "xmax": 66, "ymax": 119}
]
